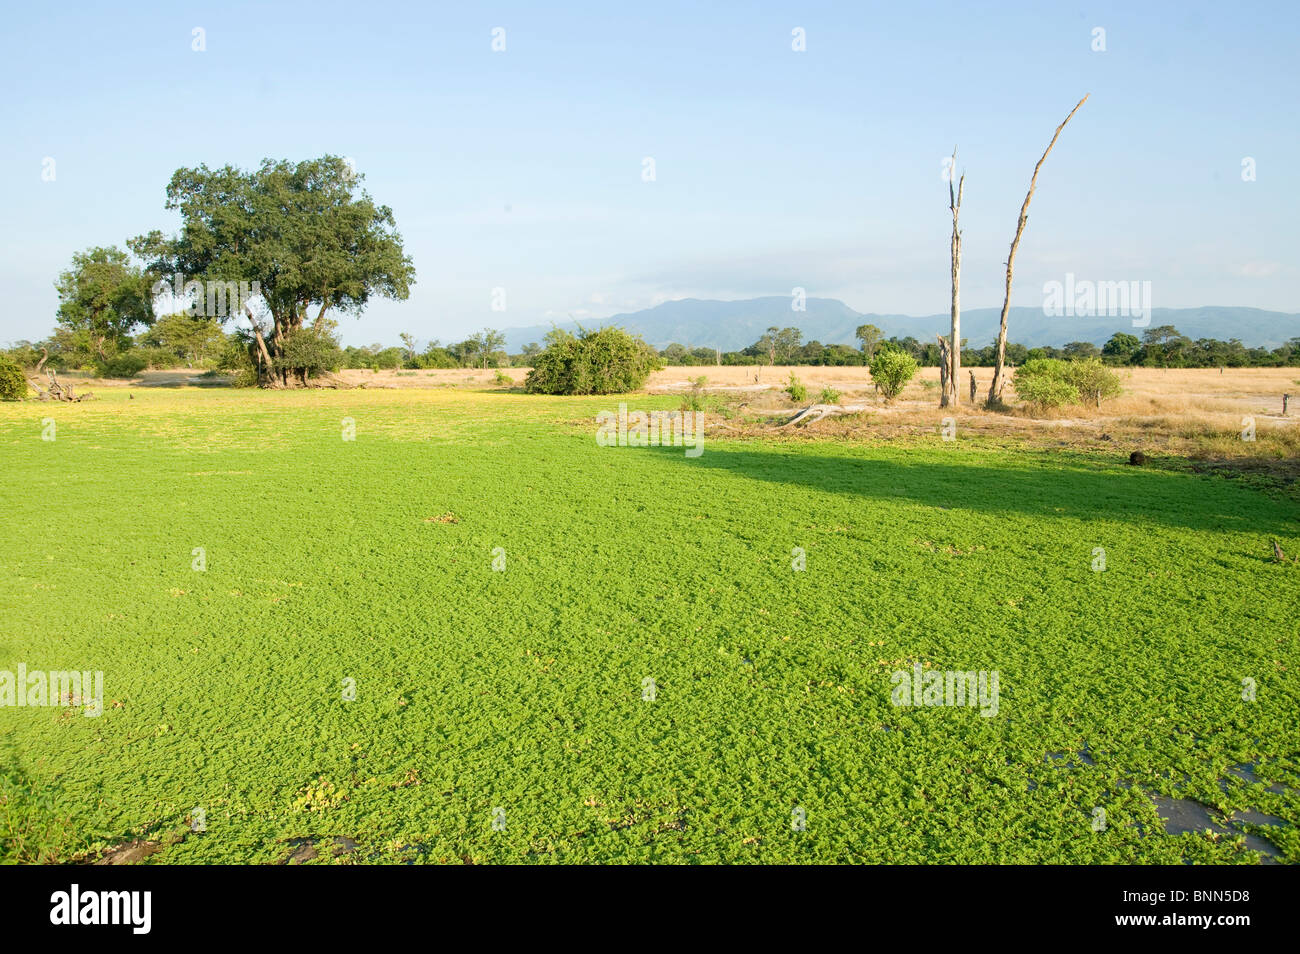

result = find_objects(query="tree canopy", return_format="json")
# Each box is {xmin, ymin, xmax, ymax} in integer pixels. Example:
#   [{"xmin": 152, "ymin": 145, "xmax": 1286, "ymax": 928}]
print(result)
[
  {"xmin": 53, "ymin": 246, "xmax": 153, "ymax": 362},
  {"xmin": 130, "ymin": 156, "xmax": 415, "ymax": 386}
]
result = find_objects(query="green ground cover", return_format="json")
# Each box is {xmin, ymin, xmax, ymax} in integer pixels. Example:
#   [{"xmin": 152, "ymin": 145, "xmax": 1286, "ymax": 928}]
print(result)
[{"xmin": 1, "ymin": 388, "xmax": 1297, "ymax": 863}]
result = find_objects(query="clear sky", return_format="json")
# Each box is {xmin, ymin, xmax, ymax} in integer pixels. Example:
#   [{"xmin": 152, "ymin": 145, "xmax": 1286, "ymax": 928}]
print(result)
[{"xmin": 1, "ymin": 0, "xmax": 1295, "ymax": 347}]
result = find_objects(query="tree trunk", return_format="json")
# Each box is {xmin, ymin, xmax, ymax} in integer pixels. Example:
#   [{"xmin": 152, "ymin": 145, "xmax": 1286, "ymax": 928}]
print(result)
[
  {"xmin": 937, "ymin": 335, "xmax": 951, "ymax": 407},
  {"xmin": 244, "ymin": 303, "xmax": 278, "ymax": 387},
  {"xmin": 987, "ymin": 95, "xmax": 1088, "ymax": 406},
  {"xmin": 946, "ymin": 148, "xmax": 964, "ymax": 407}
]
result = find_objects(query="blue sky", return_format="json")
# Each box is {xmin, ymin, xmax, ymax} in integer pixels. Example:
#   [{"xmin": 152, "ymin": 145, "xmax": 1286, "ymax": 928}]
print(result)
[{"xmin": 1, "ymin": 0, "xmax": 1295, "ymax": 347}]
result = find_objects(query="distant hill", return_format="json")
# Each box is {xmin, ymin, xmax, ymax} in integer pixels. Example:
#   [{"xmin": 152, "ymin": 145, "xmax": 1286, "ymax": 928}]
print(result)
[{"xmin": 502, "ymin": 299, "xmax": 1300, "ymax": 352}]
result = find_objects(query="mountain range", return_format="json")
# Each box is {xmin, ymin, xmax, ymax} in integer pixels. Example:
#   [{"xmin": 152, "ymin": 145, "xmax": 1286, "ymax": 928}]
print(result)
[{"xmin": 501, "ymin": 298, "xmax": 1300, "ymax": 353}]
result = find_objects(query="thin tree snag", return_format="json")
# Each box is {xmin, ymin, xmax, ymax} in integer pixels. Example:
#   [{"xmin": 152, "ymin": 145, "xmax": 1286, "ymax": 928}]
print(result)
[
  {"xmin": 936, "ymin": 334, "xmax": 952, "ymax": 403},
  {"xmin": 987, "ymin": 94, "xmax": 1088, "ymax": 406},
  {"xmin": 968, "ymin": 370, "xmax": 977, "ymax": 403},
  {"xmin": 945, "ymin": 147, "xmax": 964, "ymax": 408}
]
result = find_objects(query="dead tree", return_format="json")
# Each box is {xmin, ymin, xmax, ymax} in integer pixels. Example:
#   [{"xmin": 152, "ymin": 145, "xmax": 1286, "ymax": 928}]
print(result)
[
  {"xmin": 28, "ymin": 369, "xmax": 93, "ymax": 402},
  {"xmin": 987, "ymin": 95, "xmax": 1088, "ymax": 406},
  {"xmin": 943, "ymin": 148, "xmax": 964, "ymax": 407},
  {"xmin": 781, "ymin": 403, "xmax": 871, "ymax": 427},
  {"xmin": 937, "ymin": 334, "xmax": 952, "ymax": 403},
  {"xmin": 968, "ymin": 370, "xmax": 977, "ymax": 403}
]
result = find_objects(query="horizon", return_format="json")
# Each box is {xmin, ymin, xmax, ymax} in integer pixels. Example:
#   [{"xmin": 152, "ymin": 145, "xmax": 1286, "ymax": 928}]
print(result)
[{"xmin": 3, "ymin": 0, "xmax": 1297, "ymax": 348}]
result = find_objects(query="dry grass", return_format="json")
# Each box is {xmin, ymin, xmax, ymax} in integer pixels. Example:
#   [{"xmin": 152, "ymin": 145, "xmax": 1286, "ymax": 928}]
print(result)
[{"xmin": 651, "ymin": 365, "xmax": 1300, "ymax": 485}]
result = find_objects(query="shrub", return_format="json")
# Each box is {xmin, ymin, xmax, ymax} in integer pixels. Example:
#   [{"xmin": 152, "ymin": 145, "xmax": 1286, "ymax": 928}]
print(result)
[
  {"xmin": 413, "ymin": 347, "xmax": 459, "ymax": 369},
  {"xmin": 870, "ymin": 348, "xmax": 918, "ymax": 401},
  {"xmin": 97, "ymin": 351, "xmax": 148, "ymax": 379},
  {"xmin": 277, "ymin": 326, "xmax": 342, "ymax": 383},
  {"xmin": 785, "ymin": 371, "xmax": 808, "ymax": 402},
  {"xmin": 819, "ymin": 386, "xmax": 841, "ymax": 404},
  {"xmin": 1014, "ymin": 358, "xmax": 1122, "ymax": 410},
  {"xmin": 1013, "ymin": 359, "xmax": 1080, "ymax": 409},
  {"xmin": 681, "ymin": 376, "xmax": 710, "ymax": 412},
  {"xmin": 0, "ymin": 355, "xmax": 28, "ymax": 401},
  {"xmin": 524, "ymin": 327, "xmax": 662, "ymax": 395},
  {"xmin": 493, "ymin": 369, "xmax": 512, "ymax": 386},
  {"xmin": 1063, "ymin": 357, "xmax": 1122, "ymax": 408}
]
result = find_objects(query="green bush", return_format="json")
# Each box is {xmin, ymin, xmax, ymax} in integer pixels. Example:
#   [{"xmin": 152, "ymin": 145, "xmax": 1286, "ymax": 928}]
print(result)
[
  {"xmin": 412, "ymin": 347, "xmax": 460, "ymax": 369},
  {"xmin": 97, "ymin": 351, "xmax": 148, "ymax": 379},
  {"xmin": 819, "ymin": 386, "xmax": 841, "ymax": 404},
  {"xmin": 524, "ymin": 327, "xmax": 662, "ymax": 395},
  {"xmin": 1014, "ymin": 358, "xmax": 1122, "ymax": 410},
  {"xmin": 1063, "ymin": 357, "xmax": 1122, "ymax": 408},
  {"xmin": 1013, "ymin": 359, "xmax": 1077, "ymax": 409},
  {"xmin": 870, "ymin": 348, "xmax": 918, "ymax": 401},
  {"xmin": 0, "ymin": 355, "xmax": 28, "ymax": 401},
  {"xmin": 785, "ymin": 371, "xmax": 808, "ymax": 402},
  {"xmin": 277, "ymin": 326, "xmax": 343, "ymax": 383},
  {"xmin": 493, "ymin": 369, "xmax": 512, "ymax": 386}
]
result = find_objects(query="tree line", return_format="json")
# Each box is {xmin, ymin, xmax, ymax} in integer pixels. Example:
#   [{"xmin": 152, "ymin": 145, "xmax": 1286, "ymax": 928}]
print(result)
[{"xmin": 653, "ymin": 323, "xmax": 1300, "ymax": 369}]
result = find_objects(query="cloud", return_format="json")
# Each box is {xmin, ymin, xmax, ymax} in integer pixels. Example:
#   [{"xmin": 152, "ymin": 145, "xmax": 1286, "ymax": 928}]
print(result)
[{"xmin": 1231, "ymin": 261, "xmax": 1283, "ymax": 278}]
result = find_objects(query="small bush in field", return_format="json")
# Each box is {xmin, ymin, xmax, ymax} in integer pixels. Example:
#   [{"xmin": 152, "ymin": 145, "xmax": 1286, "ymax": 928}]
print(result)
[
  {"xmin": 819, "ymin": 386, "xmax": 841, "ymax": 404},
  {"xmin": 1013, "ymin": 359, "xmax": 1077, "ymax": 409},
  {"xmin": 870, "ymin": 348, "xmax": 918, "ymax": 401},
  {"xmin": 1015, "ymin": 358, "xmax": 1121, "ymax": 410},
  {"xmin": 525, "ymin": 326, "xmax": 661, "ymax": 395},
  {"xmin": 785, "ymin": 371, "xmax": 808, "ymax": 402},
  {"xmin": 1063, "ymin": 358, "xmax": 1122, "ymax": 408}
]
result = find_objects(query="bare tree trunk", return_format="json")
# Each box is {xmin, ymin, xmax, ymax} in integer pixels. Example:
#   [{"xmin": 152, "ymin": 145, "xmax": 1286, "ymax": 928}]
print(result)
[
  {"xmin": 946, "ymin": 148, "xmax": 964, "ymax": 407},
  {"xmin": 987, "ymin": 95, "xmax": 1088, "ymax": 406},
  {"xmin": 937, "ymin": 334, "xmax": 951, "ymax": 407}
]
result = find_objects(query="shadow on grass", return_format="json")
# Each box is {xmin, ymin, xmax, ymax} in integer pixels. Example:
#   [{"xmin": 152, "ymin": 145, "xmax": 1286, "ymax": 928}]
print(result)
[{"xmin": 653, "ymin": 443, "xmax": 1299, "ymax": 536}]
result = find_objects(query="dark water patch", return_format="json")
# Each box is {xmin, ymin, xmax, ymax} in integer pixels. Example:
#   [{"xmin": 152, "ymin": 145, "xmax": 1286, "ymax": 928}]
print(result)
[
  {"xmin": 1150, "ymin": 795, "xmax": 1284, "ymax": 863},
  {"xmin": 278, "ymin": 835, "xmax": 360, "ymax": 864},
  {"xmin": 1223, "ymin": 762, "xmax": 1288, "ymax": 795}
]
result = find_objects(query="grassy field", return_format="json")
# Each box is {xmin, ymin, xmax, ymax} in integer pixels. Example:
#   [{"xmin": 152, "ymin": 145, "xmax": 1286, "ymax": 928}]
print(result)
[{"xmin": 2, "ymin": 384, "xmax": 1298, "ymax": 863}]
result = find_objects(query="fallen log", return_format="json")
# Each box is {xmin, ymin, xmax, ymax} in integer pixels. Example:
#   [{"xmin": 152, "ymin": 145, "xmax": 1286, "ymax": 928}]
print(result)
[
  {"xmin": 29, "ymin": 370, "xmax": 94, "ymax": 401},
  {"xmin": 780, "ymin": 403, "xmax": 871, "ymax": 427}
]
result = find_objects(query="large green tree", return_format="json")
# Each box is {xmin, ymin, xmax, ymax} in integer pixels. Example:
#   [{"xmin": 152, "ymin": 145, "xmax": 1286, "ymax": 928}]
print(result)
[
  {"xmin": 131, "ymin": 156, "xmax": 415, "ymax": 386},
  {"xmin": 53, "ymin": 246, "xmax": 154, "ymax": 362}
]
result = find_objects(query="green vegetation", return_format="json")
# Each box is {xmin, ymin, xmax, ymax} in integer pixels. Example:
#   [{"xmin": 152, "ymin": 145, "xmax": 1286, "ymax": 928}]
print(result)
[
  {"xmin": 785, "ymin": 371, "xmax": 808, "ymax": 403},
  {"xmin": 2, "ymin": 388, "xmax": 1295, "ymax": 863},
  {"xmin": 130, "ymin": 156, "xmax": 415, "ymax": 387},
  {"xmin": 96, "ymin": 351, "xmax": 148, "ymax": 379},
  {"xmin": 649, "ymin": 325, "xmax": 1300, "ymax": 369},
  {"xmin": 1014, "ymin": 358, "xmax": 1123, "ymax": 410},
  {"xmin": 524, "ymin": 327, "xmax": 662, "ymax": 395},
  {"xmin": 870, "ymin": 348, "xmax": 919, "ymax": 401},
  {"xmin": 0, "ymin": 356, "xmax": 26, "ymax": 401}
]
